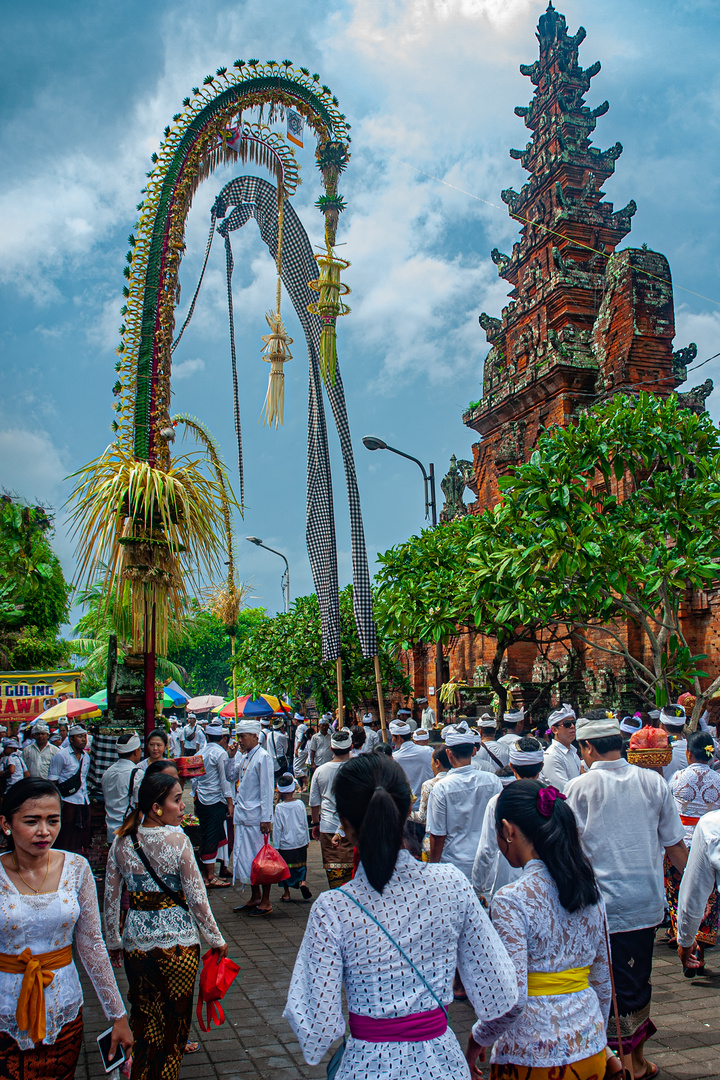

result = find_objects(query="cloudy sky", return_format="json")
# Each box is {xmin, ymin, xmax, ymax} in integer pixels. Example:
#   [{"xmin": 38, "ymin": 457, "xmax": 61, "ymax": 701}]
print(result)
[{"xmin": 2, "ymin": 0, "xmax": 719, "ymax": 626}]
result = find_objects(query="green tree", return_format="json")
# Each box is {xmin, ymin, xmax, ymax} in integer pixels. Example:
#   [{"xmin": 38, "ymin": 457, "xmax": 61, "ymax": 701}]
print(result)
[
  {"xmin": 168, "ymin": 603, "xmax": 267, "ymax": 697},
  {"xmin": 233, "ymin": 585, "xmax": 410, "ymax": 711},
  {"xmin": 0, "ymin": 497, "xmax": 71, "ymax": 670}
]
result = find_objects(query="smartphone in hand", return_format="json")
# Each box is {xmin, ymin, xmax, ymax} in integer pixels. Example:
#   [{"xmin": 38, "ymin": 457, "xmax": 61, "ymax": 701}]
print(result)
[{"xmin": 97, "ymin": 1027, "xmax": 127, "ymax": 1073}]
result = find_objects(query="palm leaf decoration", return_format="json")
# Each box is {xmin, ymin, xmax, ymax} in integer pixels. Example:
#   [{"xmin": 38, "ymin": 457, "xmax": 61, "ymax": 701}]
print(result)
[{"xmin": 67, "ymin": 443, "xmax": 237, "ymax": 656}]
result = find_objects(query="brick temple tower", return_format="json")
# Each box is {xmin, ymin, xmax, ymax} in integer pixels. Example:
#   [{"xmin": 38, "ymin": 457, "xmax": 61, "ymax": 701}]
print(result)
[{"xmin": 463, "ymin": 3, "xmax": 701, "ymax": 511}]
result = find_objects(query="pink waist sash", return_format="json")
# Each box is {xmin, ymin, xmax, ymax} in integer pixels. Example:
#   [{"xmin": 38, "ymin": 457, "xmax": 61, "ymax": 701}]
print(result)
[{"xmin": 348, "ymin": 1006, "xmax": 447, "ymax": 1043}]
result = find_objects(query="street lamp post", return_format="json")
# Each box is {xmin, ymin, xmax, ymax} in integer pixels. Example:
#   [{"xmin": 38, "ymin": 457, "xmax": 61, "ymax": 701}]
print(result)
[
  {"xmin": 246, "ymin": 537, "xmax": 290, "ymax": 614},
  {"xmin": 362, "ymin": 436, "xmax": 444, "ymax": 722}
]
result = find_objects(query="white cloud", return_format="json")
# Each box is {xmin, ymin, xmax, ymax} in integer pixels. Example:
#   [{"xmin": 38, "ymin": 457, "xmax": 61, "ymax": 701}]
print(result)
[{"xmin": 172, "ymin": 356, "xmax": 206, "ymax": 379}]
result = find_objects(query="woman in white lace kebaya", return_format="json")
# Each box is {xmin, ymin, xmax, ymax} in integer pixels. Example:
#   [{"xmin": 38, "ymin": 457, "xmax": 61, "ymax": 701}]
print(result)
[
  {"xmin": 665, "ymin": 731, "xmax": 720, "ymax": 967},
  {"xmin": 284, "ymin": 753, "xmax": 519, "ymax": 1080},
  {"xmin": 105, "ymin": 770, "xmax": 227, "ymax": 1080},
  {"xmin": 0, "ymin": 778, "xmax": 132, "ymax": 1079},
  {"xmin": 468, "ymin": 780, "xmax": 612, "ymax": 1080}
]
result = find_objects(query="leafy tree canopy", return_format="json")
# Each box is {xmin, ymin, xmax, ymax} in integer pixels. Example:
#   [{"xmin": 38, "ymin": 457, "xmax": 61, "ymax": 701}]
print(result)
[
  {"xmin": 233, "ymin": 585, "xmax": 410, "ymax": 712},
  {"xmin": 0, "ymin": 496, "xmax": 71, "ymax": 671},
  {"xmin": 168, "ymin": 603, "xmax": 267, "ymax": 697}
]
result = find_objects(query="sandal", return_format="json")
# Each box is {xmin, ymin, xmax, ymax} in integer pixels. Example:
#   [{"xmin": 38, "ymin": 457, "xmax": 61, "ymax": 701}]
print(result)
[
  {"xmin": 280, "ymin": 896, "xmax": 294, "ymax": 903},
  {"xmin": 206, "ymin": 877, "xmax": 232, "ymax": 888},
  {"xmin": 185, "ymin": 1041, "xmax": 199, "ymax": 1054},
  {"xmin": 247, "ymin": 906, "xmax": 274, "ymax": 917},
  {"xmin": 634, "ymin": 1063, "xmax": 659, "ymax": 1080}
]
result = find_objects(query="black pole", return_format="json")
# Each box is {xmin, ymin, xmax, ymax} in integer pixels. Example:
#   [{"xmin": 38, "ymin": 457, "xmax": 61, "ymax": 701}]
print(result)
[{"xmin": 427, "ymin": 463, "xmax": 443, "ymax": 723}]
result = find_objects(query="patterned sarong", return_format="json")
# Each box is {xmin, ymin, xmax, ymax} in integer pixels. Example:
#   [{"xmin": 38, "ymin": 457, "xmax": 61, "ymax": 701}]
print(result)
[
  {"xmin": 195, "ymin": 799, "xmax": 229, "ymax": 863},
  {"xmin": 489, "ymin": 1050, "xmax": 606, "ymax": 1079},
  {"xmin": 278, "ymin": 845, "xmax": 308, "ymax": 889},
  {"xmin": 124, "ymin": 944, "xmax": 200, "ymax": 1080},
  {"xmin": 0, "ymin": 1009, "xmax": 83, "ymax": 1080},
  {"xmin": 319, "ymin": 831, "xmax": 354, "ymax": 889},
  {"xmin": 606, "ymin": 927, "xmax": 657, "ymax": 1054},
  {"xmin": 664, "ymin": 853, "xmax": 719, "ymax": 945}
]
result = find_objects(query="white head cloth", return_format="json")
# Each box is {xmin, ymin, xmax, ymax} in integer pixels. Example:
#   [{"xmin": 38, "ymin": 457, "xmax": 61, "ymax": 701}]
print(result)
[
  {"xmin": 277, "ymin": 776, "xmax": 298, "ymax": 793},
  {"xmin": 294, "ymin": 713, "xmax": 305, "ymax": 721},
  {"xmin": 412, "ymin": 730, "xmax": 429, "ymax": 743},
  {"xmin": 660, "ymin": 704, "xmax": 686, "ymax": 728},
  {"xmin": 504, "ymin": 709, "xmax": 524, "ymax": 725},
  {"xmin": 548, "ymin": 704, "xmax": 576, "ymax": 727},
  {"xmin": 260, "ymin": 717, "xmax": 271, "ymax": 727},
  {"xmin": 397, "ymin": 708, "xmax": 411, "ymax": 716},
  {"xmin": 33, "ymin": 722, "xmax": 50, "ymax": 734},
  {"xmin": 206, "ymin": 722, "xmax": 229, "ymax": 736},
  {"xmin": 499, "ymin": 773, "xmax": 516, "ymax": 787},
  {"xmin": 4, "ymin": 739, "xmax": 19, "ymax": 750},
  {"xmin": 331, "ymin": 729, "xmax": 352, "ymax": 750},
  {"xmin": 620, "ymin": 716, "xmax": 643, "ymax": 735},
  {"xmin": 478, "ymin": 713, "xmax": 497, "ymax": 729},
  {"xmin": 444, "ymin": 720, "xmax": 475, "ymax": 747},
  {"xmin": 509, "ymin": 740, "xmax": 545, "ymax": 766},
  {"xmin": 236, "ymin": 719, "xmax": 262, "ymax": 735},
  {"xmin": 68, "ymin": 724, "xmax": 87, "ymax": 736},
  {"xmin": 575, "ymin": 716, "xmax": 621, "ymax": 740},
  {"xmin": 118, "ymin": 733, "xmax": 141, "ymax": 753},
  {"xmin": 389, "ymin": 720, "xmax": 411, "ymax": 736},
  {"xmin": 416, "ymin": 697, "xmax": 428, "ymax": 705}
]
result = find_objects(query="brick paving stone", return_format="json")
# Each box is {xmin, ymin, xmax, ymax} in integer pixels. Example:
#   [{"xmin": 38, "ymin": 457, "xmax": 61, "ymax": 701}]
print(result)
[{"xmin": 74, "ymin": 843, "xmax": 720, "ymax": 1078}]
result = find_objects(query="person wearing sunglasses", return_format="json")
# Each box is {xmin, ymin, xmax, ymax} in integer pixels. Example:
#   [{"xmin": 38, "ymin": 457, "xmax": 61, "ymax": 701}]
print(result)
[{"xmin": 540, "ymin": 705, "xmax": 581, "ymax": 793}]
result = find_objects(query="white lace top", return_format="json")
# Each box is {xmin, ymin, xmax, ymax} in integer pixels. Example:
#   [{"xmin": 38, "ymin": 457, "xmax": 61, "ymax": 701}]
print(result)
[
  {"xmin": 472, "ymin": 860, "xmax": 611, "ymax": 1067},
  {"xmin": 283, "ymin": 849, "xmax": 519, "ymax": 1079},
  {"xmin": 104, "ymin": 826, "xmax": 225, "ymax": 952},
  {"xmin": 670, "ymin": 763, "xmax": 720, "ymax": 845},
  {"xmin": 0, "ymin": 852, "xmax": 126, "ymax": 1049}
]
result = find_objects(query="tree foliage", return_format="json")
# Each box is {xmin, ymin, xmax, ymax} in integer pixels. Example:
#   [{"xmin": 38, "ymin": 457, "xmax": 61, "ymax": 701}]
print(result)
[
  {"xmin": 168, "ymin": 603, "xmax": 267, "ymax": 697},
  {"xmin": 0, "ymin": 497, "xmax": 71, "ymax": 670},
  {"xmin": 233, "ymin": 585, "xmax": 410, "ymax": 711}
]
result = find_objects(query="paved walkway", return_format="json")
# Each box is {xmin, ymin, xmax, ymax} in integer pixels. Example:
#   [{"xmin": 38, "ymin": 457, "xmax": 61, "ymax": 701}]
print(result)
[{"xmin": 77, "ymin": 844, "xmax": 720, "ymax": 1079}]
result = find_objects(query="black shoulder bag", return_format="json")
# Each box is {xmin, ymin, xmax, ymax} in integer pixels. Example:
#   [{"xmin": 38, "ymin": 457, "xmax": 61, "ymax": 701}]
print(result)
[
  {"xmin": 55, "ymin": 757, "xmax": 83, "ymax": 798},
  {"xmin": 130, "ymin": 831, "xmax": 189, "ymax": 911}
]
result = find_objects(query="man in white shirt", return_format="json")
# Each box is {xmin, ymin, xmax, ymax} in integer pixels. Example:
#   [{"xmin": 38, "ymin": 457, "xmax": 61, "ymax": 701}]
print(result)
[
  {"xmin": 397, "ymin": 707, "xmax": 416, "ymax": 732},
  {"xmin": 427, "ymin": 721, "xmax": 502, "ymax": 880},
  {"xmin": 167, "ymin": 716, "xmax": 183, "ymax": 757},
  {"xmin": 566, "ymin": 712, "xmax": 687, "ymax": 1080},
  {"xmin": 182, "ymin": 715, "xmax": 206, "ymax": 755},
  {"xmin": 225, "ymin": 719, "xmax": 275, "ymax": 915},
  {"xmin": 496, "ymin": 708, "xmax": 525, "ymax": 753},
  {"xmin": 194, "ymin": 722, "xmax": 234, "ymax": 887},
  {"xmin": 390, "ymin": 719, "xmax": 433, "ymax": 799},
  {"xmin": 48, "ymin": 724, "xmax": 91, "ymax": 854},
  {"xmin": 660, "ymin": 703, "xmax": 688, "ymax": 782},
  {"xmin": 265, "ymin": 720, "xmax": 290, "ymax": 777},
  {"xmin": 541, "ymin": 704, "xmax": 581, "ymax": 792},
  {"xmin": 475, "ymin": 714, "xmax": 509, "ymax": 769},
  {"xmin": 418, "ymin": 697, "xmax": 436, "ymax": 730},
  {"xmin": 364, "ymin": 716, "xmax": 382, "ymax": 752},
  {"xmin": 473, "ymin": 737, "xmax": 545, "ymax": 903},
  {"xmin": 101, "ymin": 732, "xmax": 143, "ymax": 843},
  {"xmin": 677, "ymin": 808, "xmax": 720, "ymax": 973},
  {"xmin": 23, "ymin": 721, "xmax": 61, "ymax": 778},
  {"xmin": 309, "ymin": 719, "xmax": 333, "ymax": 769},
  {"xmin": 309, "ymin": 728, "xmax": 354, "ymax": 888}
]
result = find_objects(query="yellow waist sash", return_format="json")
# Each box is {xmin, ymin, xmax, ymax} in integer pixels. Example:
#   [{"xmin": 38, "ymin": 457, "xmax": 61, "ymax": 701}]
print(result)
[
  {"xmin": 527, "ymin": 965, "xmax": 590, "ymax": 997},
  {"xmin": 0, "ymin": 944, "xmax": 73, "ymax": 1044}
]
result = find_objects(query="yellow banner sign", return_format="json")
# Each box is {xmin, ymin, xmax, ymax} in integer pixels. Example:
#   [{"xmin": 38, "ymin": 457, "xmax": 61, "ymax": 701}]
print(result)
[{"xmin": 0, "ymin": 670, "xmax": 82, "ymax": 720}]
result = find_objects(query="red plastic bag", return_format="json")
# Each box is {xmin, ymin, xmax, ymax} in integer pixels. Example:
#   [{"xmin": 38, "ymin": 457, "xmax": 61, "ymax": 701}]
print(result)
[
  {"xmin": 196, "ymin": 949, "xmax": 241, "ymax": 1032},
  {"xmin": 250, "ymin": 836, "xmax": 291, "ymax": 885}
]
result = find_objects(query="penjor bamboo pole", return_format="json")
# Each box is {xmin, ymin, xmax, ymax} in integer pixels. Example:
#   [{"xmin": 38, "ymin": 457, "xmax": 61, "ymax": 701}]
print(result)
[
  {"xmin": 231, "ymin": 632, "xmax": 238, "ymax": 730},
  {"xmin": 336, "ymin": 657, "xmax": 345, "ymax": 729},
  {"xmin": 373, "ymin": 655, "xmax": 387, "ymax": 742}
]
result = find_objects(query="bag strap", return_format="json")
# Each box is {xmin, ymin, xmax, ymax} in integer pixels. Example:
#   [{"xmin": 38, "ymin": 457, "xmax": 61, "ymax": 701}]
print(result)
[
  {"xmin": 604, "ymin": 919, "xmax": 631, "ymax": 1080},
  {"xmin": 480, "ymin": 743, "xmax": 504, "ymax": 770},
  {"xmin": 126, "ymin": 768, "xmax": 139, "ymax": 813},
  {"xmin": 337, "ymin": 888, "xmax": 447, "ymax": 1016},
  {"xmin": 131, "ymin": 831, "xmax": 189, "ymax": 911}
]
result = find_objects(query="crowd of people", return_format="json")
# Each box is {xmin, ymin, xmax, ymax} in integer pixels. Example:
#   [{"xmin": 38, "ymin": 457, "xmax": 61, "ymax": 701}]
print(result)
[{"xmin": 0, "ymin": 698, "xmax": 718, "ymax": 1080}]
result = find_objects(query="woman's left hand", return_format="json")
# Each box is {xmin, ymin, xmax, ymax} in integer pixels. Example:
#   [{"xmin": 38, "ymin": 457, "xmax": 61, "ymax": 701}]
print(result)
[
  {"xmin": 465, "ymin": 1035, "xmax": 486, "ymax": 1080},
  {"xmin": 109, "ymin": 1014, "xmax": 134, "ymax": 1062},
  {"xmin": 108, "ymin": 949, "xmax": 123, "ymax": 969},
  {"xmin": 213, "ymin": 942, "xmax": 229, "ymax": 959}
]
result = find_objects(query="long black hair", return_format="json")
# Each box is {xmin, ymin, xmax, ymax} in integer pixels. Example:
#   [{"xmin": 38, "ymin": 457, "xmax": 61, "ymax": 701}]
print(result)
[
  {"xmin": 334, "ymin": 754, "xmax": 411, "ymax": 894},
  {"xmin": 688, "ymin": 731, "xmax": 715, "ymax": 764},
  {"xmin": 116, "ymin": 771, "xmax": 180, "ymax": 837},
  {"xmin": 495, "ymin": 779, "xmax": 600, "ymax": 912}
]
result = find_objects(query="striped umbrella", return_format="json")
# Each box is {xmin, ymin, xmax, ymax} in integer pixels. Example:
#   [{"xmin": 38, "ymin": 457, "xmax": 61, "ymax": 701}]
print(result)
[{"xmin": 216, "ymin": 694, "xmax": 291, "ymax": 719}]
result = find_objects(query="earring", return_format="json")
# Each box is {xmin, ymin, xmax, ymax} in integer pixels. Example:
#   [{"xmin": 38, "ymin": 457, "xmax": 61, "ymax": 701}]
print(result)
[
  {"xmin": 3, "ymin": 830, "xmax": 9, "ymax": 836},
  {"xmin": 157, "ymin": 808, "xmax": 163, "ymax": 817}
]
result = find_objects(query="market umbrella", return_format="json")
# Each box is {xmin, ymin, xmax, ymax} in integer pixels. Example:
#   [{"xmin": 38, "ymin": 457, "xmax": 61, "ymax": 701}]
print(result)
[
  {"xmin": 88, "ymin": 690, "xmax": 108, "ymax": 707},
  {"xmin": 37, "ymin": 698, "xmax": 102, "ymax": 721},
  {"xmin": 186, "ymin": 695, "xmax": 225, "ymax": 712},
  {"xmin": 216, "ymin": 694, "xmax": 291, "ymax": 719}
]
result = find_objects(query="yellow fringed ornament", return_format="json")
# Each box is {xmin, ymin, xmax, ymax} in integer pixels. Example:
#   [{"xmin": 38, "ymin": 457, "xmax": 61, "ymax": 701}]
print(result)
[
  {"xmin": 260, "ymin": 189, "xmax": 293, "ymax": 427},
  {"xmin": 307, "ymin": 245, "xmax": 351, "ymax": 385}
]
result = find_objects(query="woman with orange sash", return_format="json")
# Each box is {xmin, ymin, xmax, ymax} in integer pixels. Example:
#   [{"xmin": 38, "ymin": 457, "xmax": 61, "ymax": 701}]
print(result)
[
  {"xmin": 467, "ymin": 781, "xmax": 613, "ymax": 1080},
  {"xmin": 0, "ymin": 777, "xmax": 132, "ymax": 1079},
  {"xmin": 105, "ymin": 770, "xmax": 227, "ymax": 1080}
]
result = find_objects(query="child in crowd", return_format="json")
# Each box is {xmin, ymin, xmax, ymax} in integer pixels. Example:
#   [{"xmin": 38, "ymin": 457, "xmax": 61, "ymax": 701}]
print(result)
[{"xmin": 273, "ymin": 774, "xmax": 312, "ymax": 902}]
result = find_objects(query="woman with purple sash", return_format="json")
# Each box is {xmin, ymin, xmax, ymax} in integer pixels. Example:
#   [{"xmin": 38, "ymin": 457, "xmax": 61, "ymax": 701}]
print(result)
[{"xmin": 283, "ymin": 754, "xmax": 518, "ymax": 1079}]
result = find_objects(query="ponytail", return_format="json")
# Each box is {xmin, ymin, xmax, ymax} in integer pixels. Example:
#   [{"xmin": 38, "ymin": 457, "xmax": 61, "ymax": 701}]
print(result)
[
  {"xmin": 688, "ymin": 731, "xmax": 715, "ymax": 764},
  {"xmin": 495, "ymin": 779, "xmax": 600, "ymax": 912},
  {"xmin": 334, "ymin": 755, "xmax": 411, "ymax": 894},
  {"xmin": 115, "ymin": 771, "xmax": 180, "ymax": 838}
]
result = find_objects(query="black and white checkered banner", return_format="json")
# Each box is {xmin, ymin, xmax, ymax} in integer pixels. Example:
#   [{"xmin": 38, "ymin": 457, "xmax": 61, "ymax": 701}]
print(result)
[{"xmin": 214, "ymin": 176, "xmax": 377, "ymax": 662}]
